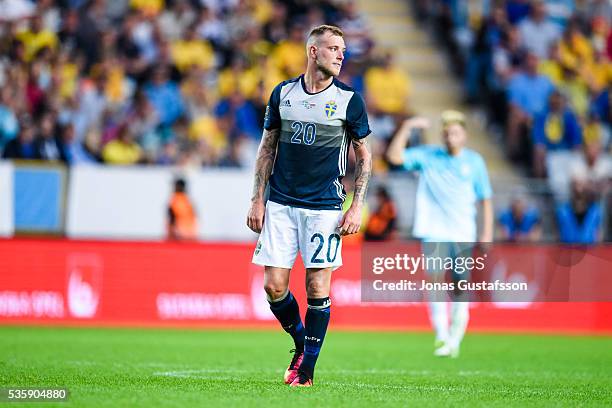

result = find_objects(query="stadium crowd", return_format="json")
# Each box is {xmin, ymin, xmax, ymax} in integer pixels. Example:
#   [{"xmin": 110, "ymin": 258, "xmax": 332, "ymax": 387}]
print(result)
[
  {"xmin": 0, "ymin": 0, "xmax": 607, "ymax": 243},
  {"xmin": 415, "ymin": 0, "xmax": 611, "ymax": 243},
  {"xmin": 0, "ymin": 0, "xmax": 412, "ymax": 170}
]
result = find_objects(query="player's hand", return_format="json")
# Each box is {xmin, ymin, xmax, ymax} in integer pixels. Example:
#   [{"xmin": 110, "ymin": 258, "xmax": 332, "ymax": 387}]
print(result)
[
  {"xmin": 338, "ymin": 205, "xmax": 362, "ymax": 236},
  {"xmin": 406, "ymin": 116, "xmax": 431, "ymax": 129},
  {"xmin": 247, "ymin": 200, "xmax": 265, "ymax": 233}
]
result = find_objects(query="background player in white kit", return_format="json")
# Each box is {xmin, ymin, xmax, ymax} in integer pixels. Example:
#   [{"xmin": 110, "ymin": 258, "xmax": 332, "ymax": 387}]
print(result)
[
  {"xmin": 246, "ymin": 25, "xmax": 372, "ymax": 387},
  {"xmin": 387, "ymin": 111, "xmax": 493, "ymax": 358}
]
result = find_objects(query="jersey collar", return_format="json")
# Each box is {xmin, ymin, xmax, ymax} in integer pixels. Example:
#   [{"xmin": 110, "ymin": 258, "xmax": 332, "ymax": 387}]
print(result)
[{"xmin": 300, "ymin": 74, "xmax": 335, "ymax": 95}]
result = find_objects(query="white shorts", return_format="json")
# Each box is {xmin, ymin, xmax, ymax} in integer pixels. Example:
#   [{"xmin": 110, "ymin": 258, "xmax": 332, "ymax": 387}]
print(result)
[{"xmin": 252, "ymin": 201, "xmax": 343, "ymax": 270}]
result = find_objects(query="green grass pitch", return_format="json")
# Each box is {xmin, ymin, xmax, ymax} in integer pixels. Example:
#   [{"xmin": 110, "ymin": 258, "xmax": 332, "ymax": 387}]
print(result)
[{"xmin": 1, "ymin": 326, "xmax": 611, "ymax": 407}]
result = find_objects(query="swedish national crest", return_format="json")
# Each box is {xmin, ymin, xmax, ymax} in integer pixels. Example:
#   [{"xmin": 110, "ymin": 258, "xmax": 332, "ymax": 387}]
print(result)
[{"xmin": 325, "ymin": 101, "xmax": 337, "ymax": 118}]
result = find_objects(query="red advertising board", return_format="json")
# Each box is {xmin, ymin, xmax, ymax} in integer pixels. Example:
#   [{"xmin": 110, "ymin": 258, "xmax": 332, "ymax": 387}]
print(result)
[{"xmin": 0, "ymin": 238, "xmax": 610, "ymax": 333}]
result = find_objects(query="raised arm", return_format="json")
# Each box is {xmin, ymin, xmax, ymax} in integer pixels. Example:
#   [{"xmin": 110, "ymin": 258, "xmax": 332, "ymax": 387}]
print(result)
[
  {"xmin": 386, "ymin": 117, "xmax": 430, "ymax": 166},
  {"xmin": 339, "ymin": 137, "xmax": 372, "ymax": 235},
  {"xmin": 246, "ymin": 128, "xmax": 280, "ymax": 233}
]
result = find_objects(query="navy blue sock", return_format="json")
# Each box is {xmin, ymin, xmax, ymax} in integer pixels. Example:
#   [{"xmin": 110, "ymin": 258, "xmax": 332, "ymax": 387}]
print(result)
[
  {"xmin": 300, "ymin": 297, "xmax": 331, "ymax": 379},
  {"xmin": 268, "ymin": 291, "xmax": 305, "ymax": 352}
]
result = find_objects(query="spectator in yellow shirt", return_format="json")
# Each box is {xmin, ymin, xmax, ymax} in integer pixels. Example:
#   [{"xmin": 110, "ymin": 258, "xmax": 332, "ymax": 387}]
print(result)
[
  {"xmin": 558, "ymin": 66, "xmax": 589, "ymax": 118},
  {"xmin": 270, "ymin": 25, "xmax": 306, "ymax": 78},
  {"xmin": 54, "ymin": 50, "xmax": 80, "ymax": 101},
  {"xmin": 91, "ymin": 57, "xmax": 134, "ymax": 107},
  {"xmin": 217, "ymin": 56, "xmax": 260, "ymax": 99},
  {"xmin": 538, "ymin": 43, "xmax": 564, "ymax": 85},
  {"xmin": 365, "ymin": 52, "xmax": 410, "ymax": 116},
  {"xmin": 188, "ymin": 114, "xmax": 226, "ymax": 153},
  {"xmin": 171, "ymin": 25, "xmax": 214, "ymax": 73},
  {"xmin": 249, "ymin": 0, "xmax": 273, "ymax": 25},
  {"xmin": 558, "ymin": 20, "xmax": 593, "ymax": 73},
  {"xmin": 16, "ymin": 15, "xmax": 57, "ymax": 62},
  {"xmin": 130, "ymin": 0, "xmax": 164, "ymax": 17},
  {"xmin": 255, "ymin": 55, "xmax": 285, "ymax": 100},
  {"xmin": 582, "ymin": 113, "xmax": 609, "ymax": 148},
  {"xmin": 102, "ymin": 124, "xmax": 142, "ymax": 165},
  {"xmin": 583, "ymin": 48, "xmax": 612, "ymax": 93}
]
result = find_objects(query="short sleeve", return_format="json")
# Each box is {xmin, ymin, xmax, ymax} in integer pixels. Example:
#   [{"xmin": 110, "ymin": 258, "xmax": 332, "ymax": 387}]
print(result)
[
  {"xmin": 402, "ymin": 146, "xmax": 430, "ymax": 172},
  {"xmin": 473, "ymin": 154, "xmax": 492, "ymax": 200},
  {"xmin": 346, "ymin": 92, "xmax": 371, "ymax": 139},
  {"xmin": 263, "ymin": 83, "xmax": 282, "ymax": 130}
]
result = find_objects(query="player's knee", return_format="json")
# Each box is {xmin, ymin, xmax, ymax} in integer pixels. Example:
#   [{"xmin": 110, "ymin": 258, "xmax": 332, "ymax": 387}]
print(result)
[
  {"xmin": 306, "ymin": 279, "xmax": 329, "ymax": 298},
  {"xmin": 263, "ymin": 281, "xmax": 288, "ymax": 301}
]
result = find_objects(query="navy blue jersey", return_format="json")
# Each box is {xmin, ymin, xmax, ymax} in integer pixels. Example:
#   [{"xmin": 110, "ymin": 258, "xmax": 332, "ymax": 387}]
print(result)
[{"xmin": 264, "ymin": 75, "xmax": 371, "ymax": 210}]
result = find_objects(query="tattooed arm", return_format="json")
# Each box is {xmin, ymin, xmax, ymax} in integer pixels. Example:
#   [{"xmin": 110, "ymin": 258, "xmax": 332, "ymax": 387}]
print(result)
[
  {"xmin": 246, "ymin": 128, "xmax": 280, "ymax": 233},
  {"xmin": 339, "ymin": 137, "xmax": 372, "ymax": 235}
]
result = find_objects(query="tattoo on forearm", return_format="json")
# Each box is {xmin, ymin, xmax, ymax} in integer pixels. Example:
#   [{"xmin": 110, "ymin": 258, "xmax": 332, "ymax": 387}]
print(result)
[
  {"xmin": 251, "ymin": 128, "xmax": 280, "ymax": 201},
  {"xmin": 352, "ymin": 138, "xmax": 372, "ymax": 206}
]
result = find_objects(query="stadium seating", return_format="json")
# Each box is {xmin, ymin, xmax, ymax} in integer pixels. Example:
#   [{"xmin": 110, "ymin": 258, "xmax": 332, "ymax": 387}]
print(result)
[
  {"xmin": 416, "ymin": 0, "xmax": 611, "ymax": 242},
  {"xmin": 0, "ymin": 0, "xmax": 609, "ymax": 242},
  {"xmin": 0, "ymin": 0, "xmax": 391, "ymax": 169}
]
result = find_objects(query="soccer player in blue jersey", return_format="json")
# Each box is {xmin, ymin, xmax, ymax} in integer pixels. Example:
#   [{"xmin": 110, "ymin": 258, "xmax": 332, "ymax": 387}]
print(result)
[
  {"xmin": 386, "ymin": 111, "xmax": 493, "ymax": 358},
  {"xmin": 246, "ymin": 25, "xmax": 372, "ymax": 387}
]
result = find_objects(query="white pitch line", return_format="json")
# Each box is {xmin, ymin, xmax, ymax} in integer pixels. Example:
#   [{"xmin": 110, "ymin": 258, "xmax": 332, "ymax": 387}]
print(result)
[
  {"xmin": 152, "ymin": 368, "xmax": 265, "ymax": 376},
  {"xmin": 67, "ymin": 360, "xmax": 196, "ymax": 369},
  {"xmin": 151, "ymin": 368, "xmax": 485, "ymax": 378},
  {"xmin": 152, "ymin": 368, "xmax": 589, "ymax": 380}
]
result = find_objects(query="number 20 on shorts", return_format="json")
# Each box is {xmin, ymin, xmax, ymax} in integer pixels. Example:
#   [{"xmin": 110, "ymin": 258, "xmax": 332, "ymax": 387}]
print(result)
[{"xmin": 310, "ymin": 233, "xmax": 341, "ymax": 264}]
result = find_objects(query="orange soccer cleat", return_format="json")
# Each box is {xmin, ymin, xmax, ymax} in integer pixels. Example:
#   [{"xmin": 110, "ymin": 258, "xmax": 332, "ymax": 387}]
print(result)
[{"xmin": 289, "ymin": 370, "xmax": 313, "ymax": 387}]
